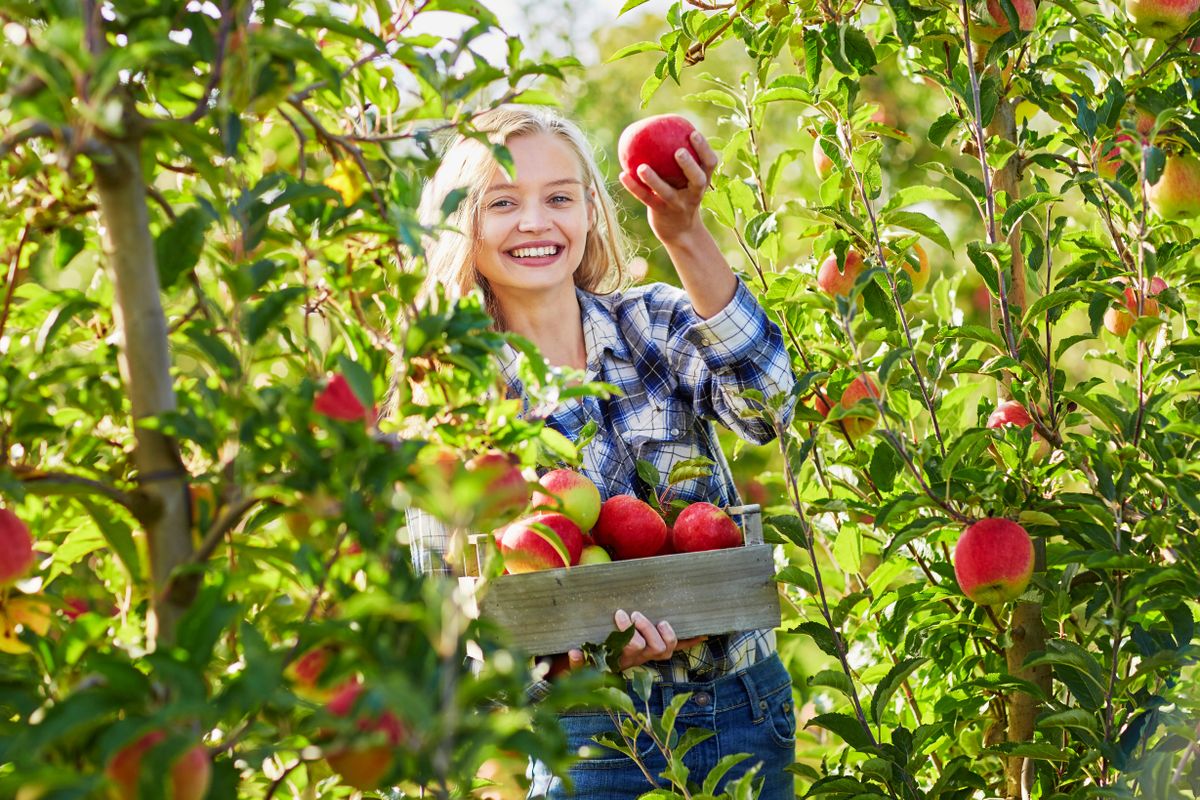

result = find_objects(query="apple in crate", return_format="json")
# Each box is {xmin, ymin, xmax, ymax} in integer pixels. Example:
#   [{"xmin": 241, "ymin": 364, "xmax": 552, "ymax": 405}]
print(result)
[
  {"xmin": 672, "ymin": 502, "xmax": 743, "ymax": 553},
  {"xmin": 498, "ymin": 512, "xmax": 584, "ymax": 572},
  {"xmin": 530, "ymin": 469, "xmax": 602, "ymax": 531},
  {"xmin": 578, "ymin": 545, "xmax": 612, "ymax": 565},
  {"xmin": 592, "ymin": 495, "xmax": 668, "ymax": 560}
]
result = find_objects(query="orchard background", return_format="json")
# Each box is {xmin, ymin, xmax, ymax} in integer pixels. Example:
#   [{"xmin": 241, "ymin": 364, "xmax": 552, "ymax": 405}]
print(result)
[{"xmin": 1, "ymin": 0, "xmax": 1198, "ymax": 798}]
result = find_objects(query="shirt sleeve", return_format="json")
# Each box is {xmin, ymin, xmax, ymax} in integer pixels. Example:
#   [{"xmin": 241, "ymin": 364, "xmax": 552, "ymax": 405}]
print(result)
[{"xmin": 659, "ymin": 279, "xmax": 796, "ymax": 445}]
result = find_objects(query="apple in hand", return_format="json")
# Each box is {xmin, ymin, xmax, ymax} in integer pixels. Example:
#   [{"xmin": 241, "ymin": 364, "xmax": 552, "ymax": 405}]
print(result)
[
  {"xmin": 672, "ymin": 502, "xmax": 743, "ymax": 553},
  {"xmin": 498, "ymin": 512, "xmax": 584, "ymax": 572},
  {"xmin": 467, "ymin": 452, "xmax": 531, "ymax": 530},
  {"xmin": 953, "ymin": 518, "xmax": 1034, "ymax": 605},
  {"xmin": 1126, "ymin": 0, "xmax": 1200, "ymax": 38},
  {"xmin": 817, "ymin": 250, "xmax": 866, "ymax": 297},
  {"xmin": 1148, "ymin": 154, "xmax": 1200, "ymax": 219},
  {"xmin": 107, "ymin": 731, "xmax": 211, "ymax": 800},
  {"xmin": 618, "ymin": 114, "xmax": 700, "ymax": 190},
  {"xmin": 530, "ymin": 469, "xmax": 602, "ymax": 531},
  {"xmin": 0, "ymin": 507, "xmax": 35, "ymax": 586},
  {"xmin": 325, "ymin": 678, "xmax": 408, "ymax": 791},
  {"xmin": 592, "ymin": 495, "xmax": 668, "ymax": 560}
]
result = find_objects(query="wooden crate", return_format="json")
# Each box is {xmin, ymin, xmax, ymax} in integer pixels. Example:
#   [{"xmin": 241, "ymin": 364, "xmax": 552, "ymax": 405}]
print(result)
[{"xmin": 459, "ymin": 505, "xmax": 780, "ymax": 656}]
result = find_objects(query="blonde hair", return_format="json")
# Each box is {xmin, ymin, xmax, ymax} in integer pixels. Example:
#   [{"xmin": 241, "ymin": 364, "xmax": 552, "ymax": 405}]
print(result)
[{"xmin": 416, "ymin": 105, "xmax": 630, "ymax": 326}]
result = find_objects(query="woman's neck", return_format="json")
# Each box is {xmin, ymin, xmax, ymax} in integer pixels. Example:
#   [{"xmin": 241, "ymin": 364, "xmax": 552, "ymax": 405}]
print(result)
[{"xmin": 494, "ymin": 282, "xmax": 587, "ymax": 371}]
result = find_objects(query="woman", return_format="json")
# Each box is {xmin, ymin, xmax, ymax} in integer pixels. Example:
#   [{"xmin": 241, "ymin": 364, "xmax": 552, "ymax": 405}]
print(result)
[{"xmin": 406, "ymin": 105, "xmax": 797, "ymax": 799}]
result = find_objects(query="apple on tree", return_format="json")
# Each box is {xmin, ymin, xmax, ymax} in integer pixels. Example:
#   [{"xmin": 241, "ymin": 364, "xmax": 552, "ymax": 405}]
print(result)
[
  {"xmin": 953, "ymin": 518, "xmax": 1035, "ymax": 605},
  {"xmin": 0, "ymin": 507, "xmax": 35, "ymax": 586},
  {"xmin": 324, "ymin": 678, "xmax": 408, "ymax": 791},
  {"xmin": 812, "ymin": 137, "xmax": 835, "ymax": 180},
  {"xmin": 817, "ymin": 249, "xmax": 866, "ymax": 298},
  {"xmin": 498, "ymin": 512, "xmax": 584, "ymax": 572},
  {"xmin": 1104, "ymin": 282, "xmax": 1163, "ymax": 336},
  {"xmin": 530, "ymin": 469, "xmax": 602, "ymax": 531},
  {"xmin": 987, "ymin": 400, "xmax": 1051, "ymax": 460},
  {"xmin": 592, "ymin": 495, "xmax": 668, "ymax": 560},
  {"xmin": 1147, "ymin": 154, "xmax": 1200, "ymax": 219},
  {"xmin": 106, "ymin": 731, "xmax": 211, "ymax": 800},
  {"xmin": 672, "ymin": 502, "xmax": 743, "ymax": 553},
  {"xmin": 812, "ymin": 375, "xmax": 881, "ymax": 442},
  {"xmin": 894, "ymin": 242, "xmax": 931, "ymax": 293},
  {"xmin": 1126, "ymin": 0, "xmax": 1200, "ymax": 38},
  {"xmin": 286, "ymin": 644, "xmax": 337, "ymax": 702},
  {"xmin": 972, "ymin": 0, "xmax": 1037, "ymax": 43},
  {"xmin": 618, "ymin": 114, "xmax": 700, "ymax": 190}
]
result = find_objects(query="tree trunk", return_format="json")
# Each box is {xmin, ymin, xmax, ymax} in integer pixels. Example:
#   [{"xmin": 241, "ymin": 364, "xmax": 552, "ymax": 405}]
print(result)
[
  {"xmin": 93, "ymin": 134, "xmax": 195, "ymax": 646},
  {"xmin": 988, "ymin": 97, "xmax": 1053, "ymax": 800}
]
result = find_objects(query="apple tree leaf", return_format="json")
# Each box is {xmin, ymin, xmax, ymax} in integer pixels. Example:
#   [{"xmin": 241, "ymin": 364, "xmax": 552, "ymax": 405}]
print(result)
[{"xmin": 527, "ymin": 522, "xmax": 570, "ymax": 569}]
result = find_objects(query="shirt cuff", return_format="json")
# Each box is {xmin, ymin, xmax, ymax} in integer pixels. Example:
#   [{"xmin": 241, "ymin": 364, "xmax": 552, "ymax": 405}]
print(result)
[
  {"xmin": 681, "ymin": 279, "xmax": 768, "ymax": 367},
  {"xmin": 525, "ymin": 679, "xmax": 553, "ymax": 704}
]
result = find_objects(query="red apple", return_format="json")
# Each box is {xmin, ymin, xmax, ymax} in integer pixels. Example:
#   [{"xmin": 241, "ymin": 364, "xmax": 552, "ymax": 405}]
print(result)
[
  {"xmin": 578, "ymin": 544, "xmax": 612, "ymax": 565},
  {"xmin": 0, "ymin": 507, "xmax": 34, "ymax": 586},
  {"xmin": 817, "ymin": 250, "xmax": 866, "ymax": 297},
  {"xmin": 467, "ymin": 452, "xmax": 531, "ymax": 530},
  {"xmin": 1126, "ymin": 0, "xmax": 1200, "ymax": 38},
  {"xmin": 838, "ymin": 375, "xmax": 881, "ymax": 441},
  {"xmin": 618, "ymin": 114, "xmax": 699, "ymax": 190},
  {"xmin": 315, "ymin": 373, "xmax": 375, "ymax": 425},
  {"xmin": 954, "ymin": 518, "xmax": 1034, "ymax": 605},
  {"xmin": 107, "ymin": 731, "xmax": 211, "ymax": 800},
  {"xmin": 1104, "ymin": 284, "xmax": 1161, "ymax": 336},
  {"xmin": 974, "ymin": 0, "xmax": 1037, "ymax": 42},
  {"xmin": 530, "ymin": 469, "xmax": 601, "ymax": 531},
  {"xmin": 592, "ymin": 495, "xmax": 668, "ymax": 560},
  {"xmin": 325, "ymin": 678, "xmax": 407, "ymax": 791},
  {"xmin": 671, "ymin": 502, "xmax": 743, "ymax": 553},
  {"xmin": 287, "ymin": 645, "xmax": 335, "ymax": 702},
  {"xmin": 1096, "ymin": 134, "xmax": 1135, "ymax": 180},
  {"xmin": 897, "ymin": 242, "xmax": 931, "ymax": 292},
  {"xmin": 1148, "ymin": 154, "xmax": 1200, "ymax": 219},
  {"xmin": 498, "ymin": 512, "xmax": 584, "ymax": 572},
  {"xmin": 987, "ymin": 400, "xmax": 1050, "ymax": 460}
]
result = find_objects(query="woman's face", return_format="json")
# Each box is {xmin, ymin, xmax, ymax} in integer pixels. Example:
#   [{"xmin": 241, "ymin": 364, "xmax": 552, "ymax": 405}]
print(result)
[{"xmin": 474, "ymin": 132, "xmax": 594, "ymax": 306}]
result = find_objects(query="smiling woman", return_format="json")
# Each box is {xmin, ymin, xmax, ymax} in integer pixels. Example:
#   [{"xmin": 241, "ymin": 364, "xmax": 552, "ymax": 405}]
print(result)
[{"xmin": 403, "ymin": 105, "xmax": 797, "ymax": 800}]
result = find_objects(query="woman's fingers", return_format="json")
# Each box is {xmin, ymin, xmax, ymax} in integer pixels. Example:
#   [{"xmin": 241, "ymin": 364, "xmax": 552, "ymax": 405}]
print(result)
[
  {"xmin": 568, "ymin": 649, "xmax": 585, "ymax": 669},
  {"xmin": 690, "ymin": 130, "xmax": 720, "ymax": 173},
  {"xmin": 635, "ymin": 164, "xmax": 679, "ymax": 202},
  {"xmin": 674, "ymin": 146, "xmax": 709, "ymax": 190}
]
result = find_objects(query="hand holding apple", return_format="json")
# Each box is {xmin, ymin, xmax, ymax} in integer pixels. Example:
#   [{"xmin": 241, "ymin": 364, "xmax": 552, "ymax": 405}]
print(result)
[{"xmin": 618, "ymin": 120, "xmax": 719, "ymax": 245}]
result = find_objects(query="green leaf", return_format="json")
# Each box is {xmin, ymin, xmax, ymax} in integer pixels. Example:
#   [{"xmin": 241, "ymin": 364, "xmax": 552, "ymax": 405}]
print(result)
[
  {"xmin": 666, "ymin": 457, "xmax": 714, "ymax": 486},
  {"xmin": 702, "ymin": 752, "xmax": 753, "ymax": 795},
  {"xmin": 241, "ymin": 286, "xmax": 306, "ymax": 344},
  {"xmin": 155, "ymin": 207, "xmax": 212, "ymax": 289},
  {"xmin": 54, "ymin": 227, "xmax": 86, "ymax": 270},
  {"xmin": 77, "ymin": 498, "xmax": 140, "ymax": 580},
  {"xmin": 619, "ymin": 0, "xmax": 651, "ymax": 13},
  {"xmin": 881, "ymin": 210, "xmax": 953, "ymax": 252},
  {"xmin": 606, "ymin": 40, "xmax": 661, "ymax": 62},
  {"xmin": 870, "ymin": 657, "xmax": 927, "ymax": 722},
  {"xmin": 803, "ymin": 28, "xmax": 823, "ymax": 86},
  {"xmin": 882, "ymin": 186, "xmax": 958, "ymax": 214},
  {"xmin": 807, "ymin": 712, "xmax": 874, "ymax": 751}
]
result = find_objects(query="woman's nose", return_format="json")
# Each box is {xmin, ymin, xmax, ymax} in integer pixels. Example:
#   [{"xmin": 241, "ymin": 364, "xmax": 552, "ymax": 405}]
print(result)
[{"xmin": 517, "ymin": 206, "xmax": 551, "ymax": 232}]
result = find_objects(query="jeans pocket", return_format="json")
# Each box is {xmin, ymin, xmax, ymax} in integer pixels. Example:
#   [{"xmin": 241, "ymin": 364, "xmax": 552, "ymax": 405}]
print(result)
[
  {"xmin": 764, "ymin": 689, "xmax": 797, "ymax": 748},
  {"xmin": 561, "ymin": 712, "xmax": 658, "ymax": 769}
]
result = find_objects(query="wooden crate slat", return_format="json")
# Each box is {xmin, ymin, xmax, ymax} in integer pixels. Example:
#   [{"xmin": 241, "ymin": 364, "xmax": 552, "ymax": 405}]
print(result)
[{"xmin": 469, "ymin": 544, "xmax": 780, "ymax": 656}]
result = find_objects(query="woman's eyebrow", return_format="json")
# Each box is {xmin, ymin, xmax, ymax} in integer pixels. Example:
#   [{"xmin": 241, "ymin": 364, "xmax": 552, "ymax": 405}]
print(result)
[{"xmin": 484, "ymin": 177, "xmax": 584, "ymax": 193}]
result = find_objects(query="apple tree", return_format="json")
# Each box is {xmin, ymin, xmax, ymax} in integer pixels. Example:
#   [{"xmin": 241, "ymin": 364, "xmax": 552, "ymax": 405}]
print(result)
[
  {"xmin": 602, "ymin": 0, "xmax": 1200, "ymax": 797},
  {"xmin": 0, "ymin": 1, "xmax": 606, "ymax": 797}
]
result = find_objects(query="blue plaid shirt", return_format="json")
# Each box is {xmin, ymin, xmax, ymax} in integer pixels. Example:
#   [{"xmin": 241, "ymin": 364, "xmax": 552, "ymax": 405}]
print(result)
[{"xmin": 408, "ymin": 278, "xmax": 795, "ymax": 697}]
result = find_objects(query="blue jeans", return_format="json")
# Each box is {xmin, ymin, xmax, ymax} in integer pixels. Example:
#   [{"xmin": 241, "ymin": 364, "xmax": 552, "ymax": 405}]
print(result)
[{"xmin": 527, "ymin": 654, "xmax": 796, "ymax": 799}]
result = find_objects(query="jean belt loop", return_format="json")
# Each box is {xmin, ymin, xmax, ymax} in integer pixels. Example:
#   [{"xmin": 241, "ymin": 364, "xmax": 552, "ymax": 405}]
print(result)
[
  {"xmin": 739, "ymin": 664, "xmax": 765, "ymax": 724},
  {"xmin": 659, "ymin": 678, "xmax": 675, "ymax": 711}
]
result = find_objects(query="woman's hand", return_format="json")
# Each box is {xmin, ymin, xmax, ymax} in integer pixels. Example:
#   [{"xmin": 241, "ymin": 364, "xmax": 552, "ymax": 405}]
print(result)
[{"xmin": 619, "ymin": 129, "xmax": 719, "ymax": 246}]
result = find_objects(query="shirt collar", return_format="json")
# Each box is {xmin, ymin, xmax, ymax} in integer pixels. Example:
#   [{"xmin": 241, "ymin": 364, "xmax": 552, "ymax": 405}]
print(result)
[{"xmin": 577, "ymin": 286, "xmax": 629, "ymax": 368}]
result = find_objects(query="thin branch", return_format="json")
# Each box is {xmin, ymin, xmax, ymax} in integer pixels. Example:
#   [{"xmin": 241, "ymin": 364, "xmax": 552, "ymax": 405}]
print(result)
[
  {"xmin": 183, "ymin": 0, "xmax": 235, "ymax": 124},
  {"xmin": 18, "ymin": 468, "xmax": 137, "ymax": 512},
  {"xmin": 0, "ymin": 223, "xmax": 32, "ymax": 343},
  {"xmin": 189, "ymin": 494, "xmax": 264, "ymax": 566}
]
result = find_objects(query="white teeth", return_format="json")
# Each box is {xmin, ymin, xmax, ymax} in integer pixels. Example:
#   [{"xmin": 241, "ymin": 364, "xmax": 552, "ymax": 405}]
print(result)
[{"xmin": 510, "ymin": 246, "xmax": 559, "ymax": 258}]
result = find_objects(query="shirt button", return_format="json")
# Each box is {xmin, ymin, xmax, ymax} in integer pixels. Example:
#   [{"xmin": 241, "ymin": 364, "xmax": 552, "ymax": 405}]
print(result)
[
  {"xmin": 670, "ymin": 428, "xmax": 679, "ymax": 436},
  {"xmin": 694, "ymin": 692, "xmax": 711, "ymax": 707}
]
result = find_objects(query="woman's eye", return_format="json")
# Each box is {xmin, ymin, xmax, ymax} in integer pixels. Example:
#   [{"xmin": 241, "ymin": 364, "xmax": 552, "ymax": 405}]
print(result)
[
  {"xmin": 550, "ymin": 195, "xmax": 573, "ymax": 204},
  {"xmin": 489, "ymin": 199, "xmax": 514, "ymax": 209}
]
